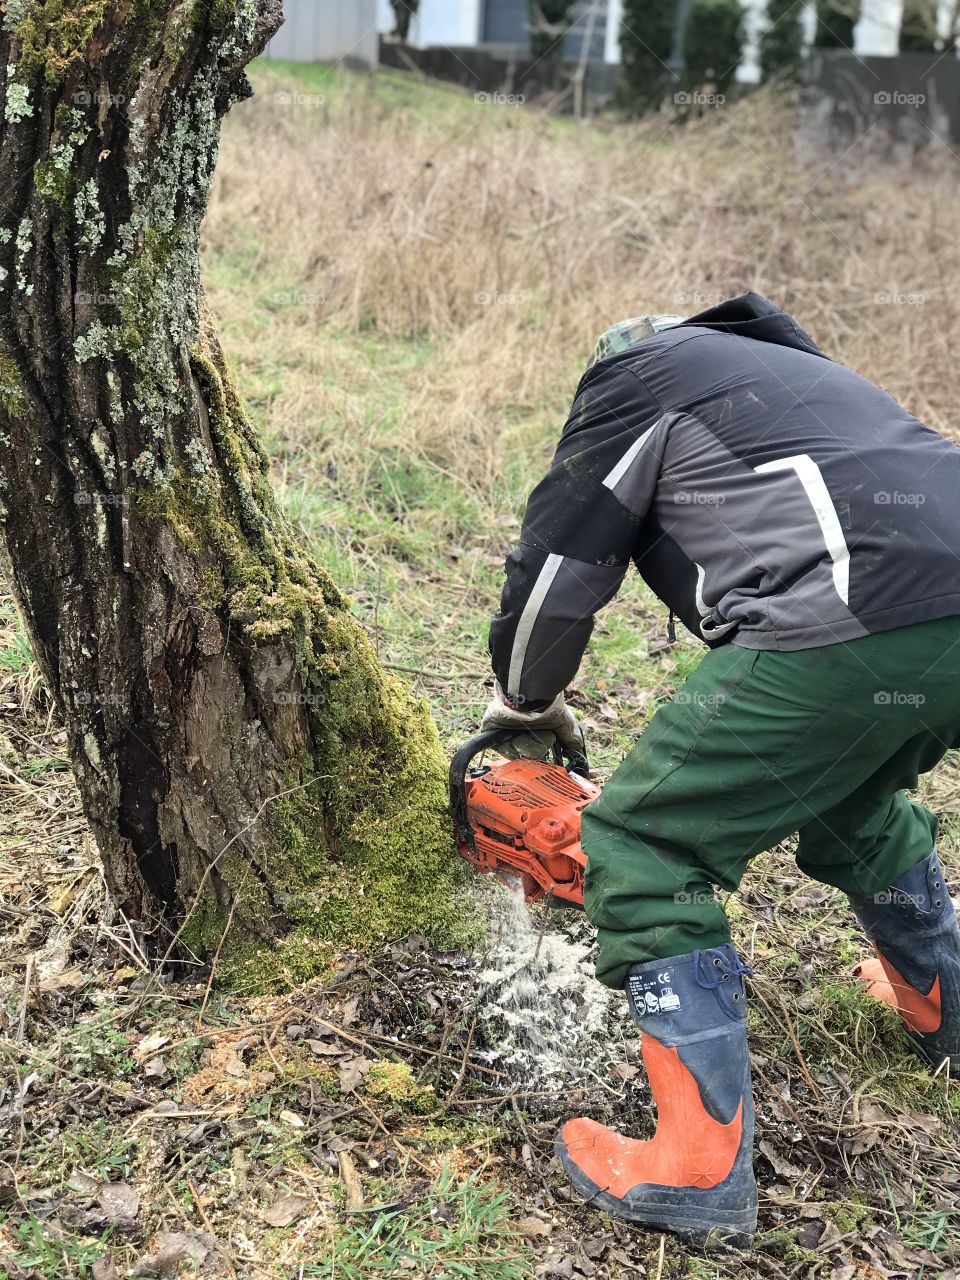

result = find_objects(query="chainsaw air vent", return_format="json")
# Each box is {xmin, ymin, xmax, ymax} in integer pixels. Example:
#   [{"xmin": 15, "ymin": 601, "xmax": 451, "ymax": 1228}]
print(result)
[
  {"xmin": 532, "ymin": 770, "xmax": 593, "ymax": 801},
  {"xmin": 484, "ymin": 771, "xmax": 592, "ymax": 809}
]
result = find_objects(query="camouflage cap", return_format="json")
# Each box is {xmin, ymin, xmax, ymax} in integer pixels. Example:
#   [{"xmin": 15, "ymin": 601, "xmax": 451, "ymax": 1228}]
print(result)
[{"xmin": 589, "ymin": 314, "xmax": 684, "ymax": 367}]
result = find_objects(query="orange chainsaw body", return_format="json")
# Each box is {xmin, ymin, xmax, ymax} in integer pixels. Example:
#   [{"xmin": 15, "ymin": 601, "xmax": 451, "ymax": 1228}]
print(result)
[{"xmin": 455, "ymin": 754, "xmax": 600, "ymax": 906}]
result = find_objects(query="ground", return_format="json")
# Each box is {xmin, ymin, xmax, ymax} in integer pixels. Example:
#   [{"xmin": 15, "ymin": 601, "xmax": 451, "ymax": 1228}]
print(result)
[{"xmin": 2, "ymin": 60, "xmax": 960, "ymax": 1280}]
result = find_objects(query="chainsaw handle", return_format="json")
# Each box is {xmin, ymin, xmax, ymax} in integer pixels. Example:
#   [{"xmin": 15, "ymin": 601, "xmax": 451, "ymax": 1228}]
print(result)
[{"xmin": 449, "ymin": 728, "xmax": 590, "ymax": 850}]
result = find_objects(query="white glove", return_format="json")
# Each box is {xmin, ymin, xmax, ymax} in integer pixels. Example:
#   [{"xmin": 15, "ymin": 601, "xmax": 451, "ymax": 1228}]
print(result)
[{"xmin": 480, "ymin": 686, "xmax": 584, "ymax": 762}]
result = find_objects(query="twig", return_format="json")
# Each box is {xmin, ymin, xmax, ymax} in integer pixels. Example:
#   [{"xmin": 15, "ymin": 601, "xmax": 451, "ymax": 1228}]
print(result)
[
  {"xmin": 655, "ymin": 1233, "xmax": 666, "ymax": 1280},
  {"xmin": 186, "ymin": 1174, "xmax": 238, "ymax": 1280},
  {"xmin": 446, "ymin": 1012, "xmax": 477, "ymax": 1104},
  {"xmin": 337, "ymin": 1150, "xmax": 364, "ymax": 1210},
  {"xmin": 15, "ymin": 955, "xmax": 34, "ymax": 1042},
  {"xmin": 196, "ymin": 897, "xmax": 238, "ymax": 1029},
  {"xmin": 774, "ymin": 990, "xmax": 826, "ymax": 1102},
  {"xmin": 287, "ymin": 1008, "xmax": 508, "ymax": 1080},
  {"xmin": 382, "ymin": 662, "xmax": 487, "ymax": 681},
  {"xmin": 0, "ymin": 757, "xmax": 55, "ymax": 806}
]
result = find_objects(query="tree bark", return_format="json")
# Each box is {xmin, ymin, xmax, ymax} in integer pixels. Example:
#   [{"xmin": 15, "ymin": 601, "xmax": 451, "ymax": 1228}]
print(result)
[{"xmin": 0, "ymin": 1, "xmax": 467, "ymax": 984}]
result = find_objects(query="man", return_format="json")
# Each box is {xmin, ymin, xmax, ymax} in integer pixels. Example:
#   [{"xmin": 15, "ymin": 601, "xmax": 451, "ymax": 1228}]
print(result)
[{"xmin": 481, "ymin": 294, "xmax": 960, "ymax": 1247}]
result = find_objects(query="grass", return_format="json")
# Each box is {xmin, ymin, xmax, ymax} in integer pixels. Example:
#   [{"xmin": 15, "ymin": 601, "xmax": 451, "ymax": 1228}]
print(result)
[
  {"xmin": 0, "ymin": 621, "xmax": 31, "ymax": 672},
  {"xmin": 0, "ymin": 1214, "xmax": 114, "ymax": 1279},
  {"xmin": 305, "ymin": 1165, "xmax": 531, "ymax": 1280}
]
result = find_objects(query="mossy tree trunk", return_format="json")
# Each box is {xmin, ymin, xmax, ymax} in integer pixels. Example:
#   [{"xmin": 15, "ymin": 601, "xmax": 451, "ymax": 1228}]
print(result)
[{"xmin": 0, "ymin": 0, "xmax": 466, "ymax": 986}]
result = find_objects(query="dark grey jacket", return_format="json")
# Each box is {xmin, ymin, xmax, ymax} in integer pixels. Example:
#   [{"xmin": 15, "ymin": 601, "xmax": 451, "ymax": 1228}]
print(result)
[{"xmin": 490, "ymin": 293, "xmax": 960, "ymax": 707}]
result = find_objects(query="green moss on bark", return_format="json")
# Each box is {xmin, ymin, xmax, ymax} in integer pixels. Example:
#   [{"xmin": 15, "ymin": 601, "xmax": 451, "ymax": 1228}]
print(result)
[
  {"xmin": 4, "ymin": 0, "xmax": 234, "ymax": 83},
  {"xmin": 33, "ymin": 154, "xmax": 73, "ymax": 206},
  {"xmin": 0, "ymin": 352, "xmax": 24, "ymax": 416},
  {"xmin": 134, "ymin": 328, "xmax": 477, "ymax": 991},
  {"xmin": 7, "ymin": 1, "xmax": 112, "ymax": 83}
]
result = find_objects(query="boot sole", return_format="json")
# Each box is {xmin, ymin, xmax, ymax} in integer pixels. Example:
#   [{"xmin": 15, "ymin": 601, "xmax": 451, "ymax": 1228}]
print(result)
[
  {"xmin": 558, "ymin": 1138, "xmax": 756, "ymax": 1249},
  {"xmin": 906, "ymin": 1032, "xmax": 960, "ymax": 1075}
]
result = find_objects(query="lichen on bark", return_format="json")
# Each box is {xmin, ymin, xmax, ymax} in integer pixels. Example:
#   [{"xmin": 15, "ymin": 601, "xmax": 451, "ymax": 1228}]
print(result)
[{"xmin": 0, "ymin": 0, "xmax": 476, "ymax": 989}]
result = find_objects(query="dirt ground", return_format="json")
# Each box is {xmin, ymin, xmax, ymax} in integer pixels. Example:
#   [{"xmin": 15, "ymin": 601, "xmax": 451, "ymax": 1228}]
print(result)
[{"xmin": 2, "ymin": 644, "xmax": 960, "ymax": 1278}]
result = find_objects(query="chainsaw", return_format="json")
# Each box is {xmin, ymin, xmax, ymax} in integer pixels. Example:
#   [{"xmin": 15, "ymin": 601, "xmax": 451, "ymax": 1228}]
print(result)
[{"xmin": 449, "ymin": 728, "xmax": 600, "ymax": 908}]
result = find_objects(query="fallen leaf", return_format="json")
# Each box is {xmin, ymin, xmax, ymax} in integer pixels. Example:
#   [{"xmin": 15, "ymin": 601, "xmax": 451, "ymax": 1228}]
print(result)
[
  {"xmin": 338, "ymin": 1055, "xmax": 371, "ymax": 1093},
  {"xmin": 129, "ymin": 1230, "xmax": 214, "ymax": 1276},
  {"xmin": 758, "ymin": 1140, "xmax": 805, "ymax": 1182},
  {"xmin": 67, "ymin": 1167, "xmax": 100, "ymax": 1196},
  {"xmin": 37, "ymin": 965, "xmax": 85, "ymax": 993},
  {"xmin": 92, "ymin": 1257, "xmax": 118, "ymax": 1280},
  {"xmin": 859, "ymin": 1100, "xmax": 886, "ymax": 1126},
  {"xmin": 581, "ymin": 1235, "xmax": 612, "ymax": 1260},
  {"xmin": 516, "ymin": 1215, "xmax": 553, "ymax": 1238},
  {"xmin": 903, "ymin": 1107, "xmax": 942, "ymax": 1136},
  {"xmin": 610, "ymin": 1063, "xmax": 638, "ymax": 1081},
  {"xmin": 278, "ymin": 1109, "xmax": 305, "ymax": 1129},
  {"xmin": 0, "ymin": 1254, "xmax": 30, "ymax": 1280},
  {"xmin": 306, "ymin": 1039, "xmax": 344, "ymax": 1057},
  {"xmin": 798, "ymin": 1217, "xmax": 824, "ymax": 1249},
  {"xmin": 818, "ymin": 1219, "xmax": 843, "ymax": 1250},
  {"xmin": 223, "ymin": 1052, "xmax": 247, "ymax": 1079},
  {"xmin": 850, "ymin": 1127, "xmax": 880, "ymax": 1156},
  {"xmin": 97, "ymin": 1181, "xmax": 140, "ymax": 1222},
  {"xmin": 536, "ymin": 1258, "xmax": 574, "ymax": 1279},
  {"xmin": 49, "ymin": 873, "xmax": 92, "ymax": 914},
  {"xmin": 133, "ymin": 1032, "xmax": 170, "ymax": 1063},
  {"xmin": 262, "ymin": 1192, "xmax": 311, "ymax": 1228}
]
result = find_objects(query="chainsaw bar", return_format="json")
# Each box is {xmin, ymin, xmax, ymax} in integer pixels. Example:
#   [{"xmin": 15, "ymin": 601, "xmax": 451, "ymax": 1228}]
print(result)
[{"xmin": 450, "ymin": 729, "xmax": 599, "ymax": 907}]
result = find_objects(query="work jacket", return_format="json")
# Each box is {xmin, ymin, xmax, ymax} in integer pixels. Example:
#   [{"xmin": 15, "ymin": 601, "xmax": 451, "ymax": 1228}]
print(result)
[{"xmin": 490, "ymin": 293, "xmax": 960, "ymax": 707}]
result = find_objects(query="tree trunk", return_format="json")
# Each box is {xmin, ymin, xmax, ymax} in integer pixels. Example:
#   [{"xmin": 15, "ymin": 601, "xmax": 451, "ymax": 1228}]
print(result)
[{"xmin": 0, "ymin": 0, "xmax": 468, "ymax": 986}]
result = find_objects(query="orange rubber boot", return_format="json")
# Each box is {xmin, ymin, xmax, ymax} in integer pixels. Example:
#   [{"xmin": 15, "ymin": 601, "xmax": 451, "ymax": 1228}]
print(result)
[
  {"xmin": 557, "ymin": 946, "xmax": 757, "ymax": 1247},
  {"xmin": 850, "ymin": 849, "xmax": 960, "ymax": 1071}
]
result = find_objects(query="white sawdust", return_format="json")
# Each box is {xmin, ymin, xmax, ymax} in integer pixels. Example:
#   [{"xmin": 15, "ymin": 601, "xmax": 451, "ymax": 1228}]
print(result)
[{"xmin": 475, "ymin": 881, "xmax": 627, "ymax": 1088}]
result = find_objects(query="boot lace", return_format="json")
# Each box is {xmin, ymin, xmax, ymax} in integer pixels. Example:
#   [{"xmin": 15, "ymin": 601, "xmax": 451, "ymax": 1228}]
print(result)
[{"xmin": 693, "ymin": 949, "xmax": 754, "ymax": 989}]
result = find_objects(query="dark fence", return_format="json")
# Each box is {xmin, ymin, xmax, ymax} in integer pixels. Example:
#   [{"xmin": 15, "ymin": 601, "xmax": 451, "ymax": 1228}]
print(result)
[
  {"xmin": 379, "ymin": 41, "xmax": 960, "ymax": 146},
  {"xmin": 807, "ymin": 50, "xmax": 960, "ymax": 147},
  {"xmin": 378, "ymin": 39, "xmax": 621, "ymax": 112}
]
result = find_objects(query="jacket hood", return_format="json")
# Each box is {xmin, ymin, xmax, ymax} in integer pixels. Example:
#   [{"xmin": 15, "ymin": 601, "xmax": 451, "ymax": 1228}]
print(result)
[{"xmin": 681, "ymin": 292, "xmax": 825, "ymax": 358}]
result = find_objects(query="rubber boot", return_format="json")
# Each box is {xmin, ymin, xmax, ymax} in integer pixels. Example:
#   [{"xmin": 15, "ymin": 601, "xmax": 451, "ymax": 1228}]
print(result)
[
  {"xmin": 849, "ymin": 848, "xmax": 960, "ymax": 1072},
  {"xmin": 556, "ymin": 945, "xmax": 757, "ymax": 1247}
]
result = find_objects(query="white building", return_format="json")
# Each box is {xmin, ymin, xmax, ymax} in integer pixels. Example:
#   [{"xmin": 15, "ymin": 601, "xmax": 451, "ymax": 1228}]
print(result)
[
  {"xmin": 377, "ymin": 1, "xmax": 947, "ymax": 82},
  {"xmin": 376, "ymin": 0, "xmax": 624, "ymax": 63},
  {"xmin": 264, "ymin": 0, "xmax": 380, "ymax": 68}
]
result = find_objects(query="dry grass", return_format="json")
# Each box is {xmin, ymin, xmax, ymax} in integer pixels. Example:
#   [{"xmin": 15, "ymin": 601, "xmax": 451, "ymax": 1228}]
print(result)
[{"xmin": 207, "ymin": 63, "xmax": 960, "ymax": 489}]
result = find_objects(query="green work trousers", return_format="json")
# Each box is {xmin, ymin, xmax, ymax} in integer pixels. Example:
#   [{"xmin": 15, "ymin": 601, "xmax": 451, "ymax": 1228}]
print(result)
[{"xmin": 583, "ymin": 615, "xmax": 960, "ymax": 990}]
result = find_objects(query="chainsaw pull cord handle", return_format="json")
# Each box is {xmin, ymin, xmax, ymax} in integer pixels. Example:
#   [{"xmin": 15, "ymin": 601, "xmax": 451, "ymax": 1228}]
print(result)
[{"xmin": 449, "ymin": 728, "xmax": 591, "ymax": 851}]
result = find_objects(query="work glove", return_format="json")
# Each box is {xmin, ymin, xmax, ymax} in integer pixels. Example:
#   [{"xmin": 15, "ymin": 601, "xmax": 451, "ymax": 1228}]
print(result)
[{"xmin": 480, "ymin": 685, "xmax": 584, "ymax": 762}]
